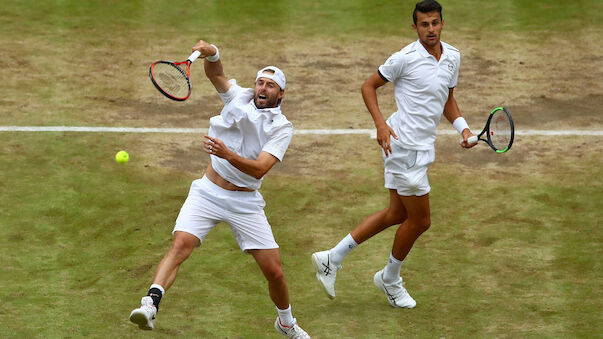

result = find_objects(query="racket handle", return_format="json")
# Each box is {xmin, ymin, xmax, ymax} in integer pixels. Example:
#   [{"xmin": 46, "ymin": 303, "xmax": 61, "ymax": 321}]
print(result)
[
  {"xmin": 459, "ymin": 135, "xmax": 479, "ymax": 145},
  {"xmin": 188, "ymin": 50, "xmax": 201, "ymax": 63}
]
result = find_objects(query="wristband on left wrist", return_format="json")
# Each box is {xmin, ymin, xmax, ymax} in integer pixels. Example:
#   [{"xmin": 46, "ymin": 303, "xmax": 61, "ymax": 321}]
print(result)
[{"xmin": 453, "ymin": 117, "xmax": 470, "ymax": 135}]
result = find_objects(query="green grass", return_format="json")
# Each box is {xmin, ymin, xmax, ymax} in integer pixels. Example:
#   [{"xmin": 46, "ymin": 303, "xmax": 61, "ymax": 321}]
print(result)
[
  {"xmin": 1, "ymin": 0, "xmax": 602, "ymax": 337},
  {"xmin": 0, "ymin": 133, "xmax": 601, "ymax": 338},
  {"xmin": 3, "ymin": 0, "xmax": 601, "ymax": 36}
]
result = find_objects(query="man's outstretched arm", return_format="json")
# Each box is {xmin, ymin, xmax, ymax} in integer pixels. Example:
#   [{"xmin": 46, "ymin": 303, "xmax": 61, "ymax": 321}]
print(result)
[{"xmin": 192, "ymin": 40, "xmax": 231, "ymax": 93}]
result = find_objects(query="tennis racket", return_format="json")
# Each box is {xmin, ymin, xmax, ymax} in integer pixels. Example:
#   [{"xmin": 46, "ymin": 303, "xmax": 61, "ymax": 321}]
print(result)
[
  {"xmin": 466, "ymin": 107, "xmax": 515, "ymax": 153},
  {"xmin": 149, "ymin": 50, "xmax": 201, "ymax": 101}
]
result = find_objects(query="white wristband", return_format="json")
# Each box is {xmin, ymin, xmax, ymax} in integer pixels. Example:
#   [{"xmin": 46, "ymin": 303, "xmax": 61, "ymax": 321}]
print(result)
[
  {"xmin": 453, "ymin": 117, "xmax": 470, "ymax": 135},
  {"xmin": 205, "ymin": 44, "xmax": 220, "ymax": 62}
]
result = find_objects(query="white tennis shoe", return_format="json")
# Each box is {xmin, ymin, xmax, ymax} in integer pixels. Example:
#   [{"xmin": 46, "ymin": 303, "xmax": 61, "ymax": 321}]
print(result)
[
  {"xmin": 129, "ymin": 296, "xmax": 157, "ymax": 330},
  {"xmin": 373, "ymin": 269, "xmax": 416, "ymax": 308},
  {"xmin": 274, "ymin": 317, "xmax": 311, "ymax": 339},
  {"xmin": 311, "ymin": 250, "xmax": 341, "ymax": 299}
]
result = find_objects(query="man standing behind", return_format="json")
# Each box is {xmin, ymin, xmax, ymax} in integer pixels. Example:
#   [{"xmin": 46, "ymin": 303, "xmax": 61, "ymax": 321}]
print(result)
[
  {"xmin": 312, "ymin": 0, "xmax": 475, "ymax": 308},
  {"xmin": 129, "ymin": 40, "xmax": 310, "ymax": 338}
]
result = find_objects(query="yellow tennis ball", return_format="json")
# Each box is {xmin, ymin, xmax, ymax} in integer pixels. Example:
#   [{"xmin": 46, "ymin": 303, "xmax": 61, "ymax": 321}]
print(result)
[{"xmin": 115, "ymin": 150, "xmax": 129, "ymax": 164}]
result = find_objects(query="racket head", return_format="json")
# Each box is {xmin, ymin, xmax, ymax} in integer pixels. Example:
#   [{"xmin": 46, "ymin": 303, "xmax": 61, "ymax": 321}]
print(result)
[
  {"xmin": 149, "ymin": 61, "xmax": 192, "ymax": 101},
  {"xmin": 485, "ymin": 107, "xmax": 514, "ymax": 153}
]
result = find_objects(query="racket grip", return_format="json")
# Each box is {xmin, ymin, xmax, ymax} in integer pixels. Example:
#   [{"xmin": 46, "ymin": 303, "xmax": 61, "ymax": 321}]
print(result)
[
  {"xmin": 188, "ymin": 50, "xmax": 202, "ymax": 63},
  {"xmin": 460, "ymin": 135, "xmax": 479, "ymax": 146}
]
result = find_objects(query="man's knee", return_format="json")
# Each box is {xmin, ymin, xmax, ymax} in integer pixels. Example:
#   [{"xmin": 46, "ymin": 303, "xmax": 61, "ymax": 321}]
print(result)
[
  {"xmin": 263, "ymin": 262, "xmax": 285, "ymax": 282},
  {"xmin": 168, "ymin": 235, "xmax": 197, "ymax": 262},
  {"xmin": 386, "ymin": 208, "xmax": 407, "ymax": 226},
  {"xmin": 413, "ymin": 217, "xmax": 431, "ymax": 233}
]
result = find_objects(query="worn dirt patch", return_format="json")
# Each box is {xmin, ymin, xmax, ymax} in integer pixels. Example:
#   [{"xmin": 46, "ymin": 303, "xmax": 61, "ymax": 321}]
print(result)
[
  {"xmin": 6, "ymin": 31, "xmax": 599, "ymax": 176},
  {"xmin": 100, "ymin": 32, "xmax": 602, "ymax": 130},
  {"xmin": 93, "ymin": 95, "xmax": 221, "ymax": 127},
  {"xmin": 508, "ymin": 94, "xmax": 603, "ymax": 130},
  {"xmin": 135, "ymin": 32, "xmax": 602, "ymax": 176}
]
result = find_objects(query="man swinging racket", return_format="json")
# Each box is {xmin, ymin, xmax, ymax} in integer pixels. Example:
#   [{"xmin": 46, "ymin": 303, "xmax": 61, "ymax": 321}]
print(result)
[
  {"xmin": 130, "ymin": 40, "xmax": 310, "ymax": 339},
  {"xmin": 312, "ymin": 0, "xmax": 476, "ymax": 308}
]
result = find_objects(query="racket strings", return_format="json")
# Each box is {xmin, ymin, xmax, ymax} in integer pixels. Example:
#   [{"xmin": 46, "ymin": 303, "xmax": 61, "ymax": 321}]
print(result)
[
  {"xmin": 151, "ymin": 63, "xmax": 190, "ymax": 99},
  {"xmin": 490, "ymin": 111, "xmax": 512, "ymax": 150}
]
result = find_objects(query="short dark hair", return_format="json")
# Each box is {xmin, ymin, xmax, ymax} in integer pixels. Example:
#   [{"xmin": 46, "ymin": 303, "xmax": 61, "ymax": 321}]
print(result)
[{"xmin": 413, "ymin": 0, "xmax": 443, "ymax": 25}]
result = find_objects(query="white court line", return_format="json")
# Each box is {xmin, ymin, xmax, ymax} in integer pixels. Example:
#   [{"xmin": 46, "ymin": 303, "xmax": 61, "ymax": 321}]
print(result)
[{"xmin": 0, "ymin": 126, "xmax": 602, "ymax": 137}]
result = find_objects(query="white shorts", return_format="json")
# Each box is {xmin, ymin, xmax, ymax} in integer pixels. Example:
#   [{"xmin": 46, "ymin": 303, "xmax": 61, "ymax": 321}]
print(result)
[
  {"xmin": 172, "ymin": 176, "xmax": 279, "ymax": 252},
  {"xmin": 383, "ymin": 143, "xmax": 435, "ymax": 196}
]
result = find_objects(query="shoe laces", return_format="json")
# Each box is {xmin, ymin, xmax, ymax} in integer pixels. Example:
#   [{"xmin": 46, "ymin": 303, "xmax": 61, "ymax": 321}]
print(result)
[
  {"xmin": 141, "ymin": 296, "xmax": 154, "ymax": 307},
  {"xmin": 140, "ymin": 299, "xmax": 157, "ymax": 319},
  {"xmin": 383, "ymin": 279, "xmax": 408, "ymax": 302}
]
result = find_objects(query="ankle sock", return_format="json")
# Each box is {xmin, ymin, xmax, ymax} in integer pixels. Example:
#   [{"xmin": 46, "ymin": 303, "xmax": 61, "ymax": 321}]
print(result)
[
  {"xmin": 330, "ymin": 233, "xmax": 358, "ymax": 266},
  {"xmin": 276, "ymin": 305, "xmax": 294, "ymax": 327},
  {"xmin": 382, "ymin": 253, "xmax": 403, "ymax": 283},
  {"xmin": 148, "ymin": 284, "xmax": 165, "ymax": 311}
]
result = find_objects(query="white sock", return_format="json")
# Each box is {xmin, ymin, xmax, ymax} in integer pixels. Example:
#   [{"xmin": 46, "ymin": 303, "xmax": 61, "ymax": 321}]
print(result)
[
  {"xmin": 330, "ymin": 234, "xmax": 358, "ymax": 266},
  {"xmin": 382, "ymin": 253, "xmax": 403, "ymax": 283},
  {"xmin": 276, "ymin": 305, "xmax": 294, "ymax": 327}
]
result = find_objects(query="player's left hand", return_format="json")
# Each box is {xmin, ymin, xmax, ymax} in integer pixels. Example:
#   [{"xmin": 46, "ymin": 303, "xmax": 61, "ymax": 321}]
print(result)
[
  {"xmin": 460, "ymin": 129, "xmax": 477, "ymax": 148},
  {"xmin": 204, "ymin": 135, "xmax": 231, "ymax": 159}
]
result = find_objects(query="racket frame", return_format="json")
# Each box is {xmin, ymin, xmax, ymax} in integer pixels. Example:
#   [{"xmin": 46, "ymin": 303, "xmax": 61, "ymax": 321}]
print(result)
[
  {"xmin": 149, "ymin": 51, "xmax": 201, "ymax": 101},
  {"xmin": 472, "ymin": 107, "xmax": 515, "ymax": 153}
]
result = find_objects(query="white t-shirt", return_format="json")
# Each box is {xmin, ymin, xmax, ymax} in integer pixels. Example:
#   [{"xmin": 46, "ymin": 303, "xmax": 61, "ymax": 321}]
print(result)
[
  {"xmin": 209, "ymin": 79, "xmax": 293, "ymax": 190},
  {"xmin": 378, "ymin": 40, "xmax": 461, "ymax": 151}
]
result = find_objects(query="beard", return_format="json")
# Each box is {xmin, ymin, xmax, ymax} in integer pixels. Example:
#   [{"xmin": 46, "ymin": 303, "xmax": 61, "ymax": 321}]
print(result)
[{"xmin": 254, "ymin": 92, "xmax": 280, "ymax": 108}]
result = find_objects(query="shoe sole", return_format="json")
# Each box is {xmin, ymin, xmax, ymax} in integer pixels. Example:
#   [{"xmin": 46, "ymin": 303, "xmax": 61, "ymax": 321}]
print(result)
[
  {"xmin": 311, "ymin": 253, "xmax": 336, "ymax": 299},
  {"xmin": 129, "ymin": 310, "xmax": 153, "ymax": 330}
]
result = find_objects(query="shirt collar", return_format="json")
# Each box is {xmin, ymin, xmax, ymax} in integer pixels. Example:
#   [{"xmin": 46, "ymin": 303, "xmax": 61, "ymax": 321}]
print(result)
[{"xmin": 415, "ymin": 39, "xmax": 448, "ymax": 61}]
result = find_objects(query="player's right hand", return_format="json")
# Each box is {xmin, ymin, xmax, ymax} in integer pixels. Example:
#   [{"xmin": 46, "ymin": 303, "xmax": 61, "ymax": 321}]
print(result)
[
  {"xmin": 192, "ymin": 40, "xmax": 217, "ymax": 59},
  {"xmin": 460, "ymin": 129, "xmax": 477, "ymax": 148}
]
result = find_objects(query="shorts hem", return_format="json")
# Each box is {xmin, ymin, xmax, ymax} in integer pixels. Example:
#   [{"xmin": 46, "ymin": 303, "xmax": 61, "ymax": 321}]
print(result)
[
  {"xmin": 242, "ymin": 244, "xmax": 280, "ymax": 253},
  {"xmin": 172, "ymin": 228, "xmax": 204, "ymax": 246}
]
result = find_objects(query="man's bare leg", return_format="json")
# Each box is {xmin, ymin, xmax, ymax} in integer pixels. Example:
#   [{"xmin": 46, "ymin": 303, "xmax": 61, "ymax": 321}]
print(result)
[
  {"xmin": 391, "ymin": 194, "xmax": 431, "ymax": 261},
  {"xmin": 311, "ymin": 189, "xmax": 407, "ymax": 298},
  {"xmin": 372, "ymin": 193, "xmax": 431, "ymax": 309},
  {"xmin": 249, "ymin": 248, "xmax": 289, "ymax": 309},
  {"xmin": 153, "ymin": 231, "xmax": 200, "ymax": 290},
  {"xmin": 350, "ymin": 189, "xmax": 407, "ymax": 244},
  {"xmin": 130, "ymin": 231, "xmax": 199, "ymax": 329}
]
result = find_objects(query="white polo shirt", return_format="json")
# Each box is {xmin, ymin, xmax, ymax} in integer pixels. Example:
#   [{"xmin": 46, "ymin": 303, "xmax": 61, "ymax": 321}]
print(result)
[
  {"xmin": 208, "ymin": 79, "xmax": 293, "ymax": 190},
  {"xmin": 378, "ymin": 39, "xmax": 460, "ymax": 151}
]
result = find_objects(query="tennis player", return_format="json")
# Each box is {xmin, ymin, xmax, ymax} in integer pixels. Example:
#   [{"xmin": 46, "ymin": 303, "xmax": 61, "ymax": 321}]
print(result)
[
  {"xmin": 312, "ymin": 0, "xmax": 476, "ymax": 308},
  {"xmin": 129, "ymin": 40, "xmax": 310, "ymax": 338}
]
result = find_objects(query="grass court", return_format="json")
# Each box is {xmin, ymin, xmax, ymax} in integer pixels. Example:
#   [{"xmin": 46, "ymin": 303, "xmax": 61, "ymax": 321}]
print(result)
[{"xmin": 0, "ymin": 0, "xmax": 601, "ymax": 338}]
